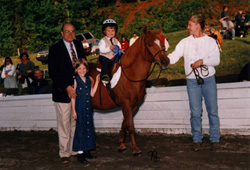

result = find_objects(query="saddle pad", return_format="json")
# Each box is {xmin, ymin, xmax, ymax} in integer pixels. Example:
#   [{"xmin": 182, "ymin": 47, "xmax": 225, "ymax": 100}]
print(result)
[{"xmin": 96, "ymin": 66, "xmax": 121, "ymax": 88}]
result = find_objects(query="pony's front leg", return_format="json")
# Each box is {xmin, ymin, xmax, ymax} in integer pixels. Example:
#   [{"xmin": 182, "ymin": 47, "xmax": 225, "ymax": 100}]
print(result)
[
  {"xmin": 118, "ymin": 119, "xmax": 127, "ymax": 153},
  {"xmin": 121, "ymin": 106, "xmax": 142, "ymax": 156},
  {"xmin": 127, "ymin": 113, "xmax": 142, "ymax": 156}
]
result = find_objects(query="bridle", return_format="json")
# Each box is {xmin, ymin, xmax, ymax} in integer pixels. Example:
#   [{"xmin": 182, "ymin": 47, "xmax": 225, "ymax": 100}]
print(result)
[{"xmin": 120, "ymin": 37, "xmax": 166, "ymax": 82}]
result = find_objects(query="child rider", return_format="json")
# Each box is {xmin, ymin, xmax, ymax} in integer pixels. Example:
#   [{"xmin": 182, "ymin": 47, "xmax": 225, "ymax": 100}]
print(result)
[{"xmin": 98, "ymin": 19, "xmax": 121, "ymax": 84}]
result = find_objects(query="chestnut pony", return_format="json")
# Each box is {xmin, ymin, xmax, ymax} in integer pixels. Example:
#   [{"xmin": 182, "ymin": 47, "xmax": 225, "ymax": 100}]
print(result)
[{"xmin": 90, "ymin": 27, "xmax": 169, "ymax": 156}]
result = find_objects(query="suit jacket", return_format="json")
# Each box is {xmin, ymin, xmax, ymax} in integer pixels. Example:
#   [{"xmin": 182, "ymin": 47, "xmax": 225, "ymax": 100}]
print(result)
[{"xmin": 48, "ymin": 39, "xmax": 86, "ymax": 103}]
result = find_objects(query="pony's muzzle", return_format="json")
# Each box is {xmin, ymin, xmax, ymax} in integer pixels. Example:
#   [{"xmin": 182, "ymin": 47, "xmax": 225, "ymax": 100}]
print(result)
[{"xmin": 159, "ymin": 57, "xmax": 169, "ymax": 70}]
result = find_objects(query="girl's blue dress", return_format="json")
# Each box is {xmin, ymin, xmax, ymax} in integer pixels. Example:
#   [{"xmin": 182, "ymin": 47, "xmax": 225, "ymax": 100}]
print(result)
[{"xmin": 73, "ymin": 75, "xmax": 96, "ymax": 151}]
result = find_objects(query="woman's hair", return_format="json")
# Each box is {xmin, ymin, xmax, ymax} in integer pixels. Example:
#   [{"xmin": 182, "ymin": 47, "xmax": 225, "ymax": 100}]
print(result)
[
  {"xmin": 4, "ymin": 57, "xmax": 13, "ymax": 65},
  {"xmin": 223, "ymin": 6, "xmax": 227, "ymax": 11},
  {"xmin": 20, "ymin": 52, "xmax": 29, "ymax": 60},
  {"xmin": 189, "ymin": 14, "xmax": 206, "ymax": 31},
  {"xmin": 74, "ymin": 58, "xmax": 89, "ymax": 72}
]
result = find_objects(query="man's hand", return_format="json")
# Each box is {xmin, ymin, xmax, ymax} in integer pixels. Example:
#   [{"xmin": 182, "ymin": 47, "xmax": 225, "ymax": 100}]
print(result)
[{"xmin": 66, "ymin": 86, "xmax": 76, "ymax": 99}]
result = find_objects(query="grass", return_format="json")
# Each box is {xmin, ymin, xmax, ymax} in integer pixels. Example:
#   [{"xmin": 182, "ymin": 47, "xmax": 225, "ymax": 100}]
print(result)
[{"xmin": 4, "ymin": 30, "xmax": 250, "ymax": 82}]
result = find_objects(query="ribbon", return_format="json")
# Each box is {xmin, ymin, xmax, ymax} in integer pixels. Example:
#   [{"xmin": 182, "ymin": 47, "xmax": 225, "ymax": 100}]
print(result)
[{"xmin": 111, "ymin": 45, "xmax": 123, "ymax": 65}]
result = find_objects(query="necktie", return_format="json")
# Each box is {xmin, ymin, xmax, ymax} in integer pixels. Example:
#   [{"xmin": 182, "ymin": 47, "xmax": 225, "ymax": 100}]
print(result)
[
  {"xmin": 110, "ymin": 38, "xmax": 113, "ymax": 45},
  {"xmin": 70, "ymin": 42, "xmax": 77, "ymax": 65}
]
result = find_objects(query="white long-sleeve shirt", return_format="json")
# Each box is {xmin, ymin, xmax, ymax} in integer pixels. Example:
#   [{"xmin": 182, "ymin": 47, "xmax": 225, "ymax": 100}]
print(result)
[
  {"xmin": 168, "ymin": 34, "xmax": 220, "ymax": 79},
  {"xmin": 1, "ymin": 64, "xmax": 16, "ymax": 78}
]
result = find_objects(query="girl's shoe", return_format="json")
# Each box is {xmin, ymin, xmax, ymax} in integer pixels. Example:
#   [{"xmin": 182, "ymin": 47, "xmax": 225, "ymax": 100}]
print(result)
[
  {"xmin": 84, "ymin": 150, "xmax": 97, "ymax": 159},
  {"xmin": 77, "ymin": 154, "xmax": 88, "ymax": 164}
]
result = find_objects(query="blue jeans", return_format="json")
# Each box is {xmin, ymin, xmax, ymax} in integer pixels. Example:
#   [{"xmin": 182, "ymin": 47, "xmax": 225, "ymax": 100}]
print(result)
[{"xmin": 186, "ymin": 75, "xmax": 220, "ymax": 143}]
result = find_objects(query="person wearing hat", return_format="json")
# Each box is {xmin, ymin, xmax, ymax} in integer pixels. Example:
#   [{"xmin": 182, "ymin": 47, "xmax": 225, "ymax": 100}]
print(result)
[{"xmin": 98, "ymin": 19, "xmax": 121, "ymax": 84}]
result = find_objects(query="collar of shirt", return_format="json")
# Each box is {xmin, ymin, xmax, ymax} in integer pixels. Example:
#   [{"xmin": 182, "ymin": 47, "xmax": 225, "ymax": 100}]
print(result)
[
  {"xmin": 63, "ymin": 39, "xmax": 78, "ymax": 60},
  {"xmin": 106, "ymin": 36, "xmax": 113, "ymax": 41}
]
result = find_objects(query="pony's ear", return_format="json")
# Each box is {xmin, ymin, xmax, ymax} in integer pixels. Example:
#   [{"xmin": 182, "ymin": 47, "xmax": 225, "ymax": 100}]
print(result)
[
  {"xmin": 160, "ymin": 27, "xmax": 163, "ymax": 32},
  {"xmin": 157, "ymin": 27, "xmax": 163, "ymax": 35},
  {"xmin": 143, "ymin": 26, "xmax": 148, "ymax": 35}
]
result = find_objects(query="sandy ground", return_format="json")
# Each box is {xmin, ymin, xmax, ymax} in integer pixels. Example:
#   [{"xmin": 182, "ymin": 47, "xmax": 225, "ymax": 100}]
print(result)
[{"xmin": 0, "ymin": 131, "xmax": 249, "ymax": 170}]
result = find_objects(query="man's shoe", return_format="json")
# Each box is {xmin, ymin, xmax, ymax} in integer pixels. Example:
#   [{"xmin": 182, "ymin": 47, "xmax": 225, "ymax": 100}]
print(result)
[
  {"xmin": 101, "ymin": 75, "xmax": 110, "ymax": 84},
  {"xmin": 193, "ymin": 143, "xmax": 201, "ymax": 152},
  {"xmin": 61, "ymin": 157, "xmax": 70, "ymax": 164},
  {"xmin": 211, "ymin": 142, "xmax": 220, "ymax": 151},
  {"xmin": 77, "ymin": 154, "xmax": 88, "ymax": 164},
  {"xmin": 84, "ymin": 150, "xmax": 97, "ymax": 159}
]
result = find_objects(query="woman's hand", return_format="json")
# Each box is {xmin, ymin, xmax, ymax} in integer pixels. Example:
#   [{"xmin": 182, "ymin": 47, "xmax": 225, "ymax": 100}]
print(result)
[{"xmin": 191, "ymin": 59, "xmax": 203, "ymax": 69}]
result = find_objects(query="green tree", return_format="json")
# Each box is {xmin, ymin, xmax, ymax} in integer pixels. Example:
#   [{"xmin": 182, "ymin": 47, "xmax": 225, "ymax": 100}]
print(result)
[
  {"xmin": 0, "ymin": 0, "xmax": 19, "ymax": 57},
  {"xmin": 23, "ymin": 0, "xmax": 67, "ymax": 52}
]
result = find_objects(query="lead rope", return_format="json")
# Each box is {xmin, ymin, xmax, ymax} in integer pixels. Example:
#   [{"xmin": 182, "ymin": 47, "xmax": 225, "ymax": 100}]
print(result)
[{"xmin": 186, "ymin": 65, "xmax": 209, "ymax": 85}]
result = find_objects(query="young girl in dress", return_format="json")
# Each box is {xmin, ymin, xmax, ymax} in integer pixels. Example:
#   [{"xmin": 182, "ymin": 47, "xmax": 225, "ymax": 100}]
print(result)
[{"xmin": 71, "ymin": 58, "xmax": 100, "ymax": 164}]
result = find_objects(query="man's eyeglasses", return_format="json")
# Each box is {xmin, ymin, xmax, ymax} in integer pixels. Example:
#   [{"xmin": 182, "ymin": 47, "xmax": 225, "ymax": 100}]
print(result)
[{"xmin": 64, "ymin": 30, "xmax": 75, "ymax": 33}]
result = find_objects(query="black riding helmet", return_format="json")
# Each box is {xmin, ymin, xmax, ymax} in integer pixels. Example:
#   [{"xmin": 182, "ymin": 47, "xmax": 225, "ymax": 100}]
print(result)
[{"xmin": 102, "ymin": 19, "xmax": 118, "ymax": 34}]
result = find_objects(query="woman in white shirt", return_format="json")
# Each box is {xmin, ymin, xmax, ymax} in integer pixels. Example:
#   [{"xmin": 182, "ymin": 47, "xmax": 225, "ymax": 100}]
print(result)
[
  {"xmin": 168, "ymin": 14, "xmax": 220, "ymax": 152},
  {"xmin": 1, "ymin": 57, "xmax": 17, "ymax": 88}
]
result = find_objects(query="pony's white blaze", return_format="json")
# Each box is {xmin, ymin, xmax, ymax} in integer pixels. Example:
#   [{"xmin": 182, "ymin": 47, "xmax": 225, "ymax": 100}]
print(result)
[{"xmin": 154, "ymin": 39, "xmax": 161, "ymax": 48}]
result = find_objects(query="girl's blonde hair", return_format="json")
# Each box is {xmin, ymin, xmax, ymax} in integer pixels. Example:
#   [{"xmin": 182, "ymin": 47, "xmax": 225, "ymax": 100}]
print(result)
[
  {"xmin": 74, "ymin": 58, "xmax": 89, "ymax": 71},
  {"xmin": 189, "ymin": 14, "xmax": 206, "ymax": 31}
]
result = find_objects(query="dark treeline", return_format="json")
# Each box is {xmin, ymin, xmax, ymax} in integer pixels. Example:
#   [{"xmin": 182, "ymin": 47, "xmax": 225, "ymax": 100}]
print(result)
[{"xmin": 0, "ymin": 0, "xmax": 249, "ymax": 57}]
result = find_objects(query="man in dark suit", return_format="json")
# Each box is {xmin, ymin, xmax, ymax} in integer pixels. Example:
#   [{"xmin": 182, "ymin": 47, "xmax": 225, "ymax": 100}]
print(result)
[{"xmin": 48, "ymin": 22, "xmax": 86, "ymax": 163}]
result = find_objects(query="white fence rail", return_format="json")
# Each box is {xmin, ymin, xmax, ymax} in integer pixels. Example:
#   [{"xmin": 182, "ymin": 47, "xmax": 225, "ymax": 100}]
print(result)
[{"xmin": 0, "ymin": 82, "xmax": 250, "ymax": 135}]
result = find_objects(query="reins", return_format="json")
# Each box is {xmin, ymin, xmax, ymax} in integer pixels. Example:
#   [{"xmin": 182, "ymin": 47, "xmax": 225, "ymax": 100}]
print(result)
[{"xmin": 186, "ymin": 65, "xmax": 209, "ymax": 85}]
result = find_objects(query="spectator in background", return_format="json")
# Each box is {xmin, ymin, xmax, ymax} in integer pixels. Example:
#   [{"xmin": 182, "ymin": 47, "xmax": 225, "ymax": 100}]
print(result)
[
  {"xmin": 1, "ymin": 57, "xmax": 17, "ymax": 88},
  {"xmin": 120, "ymin": 36, "xmax": 129, "ymax": 53},
  {"xmin": 16, "ymin": 57, "xmax": 22, "ymax": 76},
  {"xmin": 237, "ymin": 12, "xmax": 249, "ymax": 38},
  {"xmin": 82, "ymin": 40, "xmax": 90, "ymax": 55},
  {"xmin": 18, "ymin": 52, "xmax": 35, "ymax": 88},
  {"xmin": 129, "ymin": 33, "xmax": 139, "ymax": 46},
  {"xmin": 0, "ymin": 60, "xmax": 5, "ymax": 85},
  {"xmin": 235, "ymin": 9, "xmax": 243, "ymax": 37},
  {"xmin": 29, "ymin": 69, "xmax": 49, "ymax": 94},
  {"xmin": 91, "ymin": 38, "xmax": 99, "ymax": 55},
  {"xmin": 221, "ymin": 6, "xmax": 228, "ymax": 19},
  {"xmin": 219, "ymin": 16, "xmax": 235, "ymax": 40}
]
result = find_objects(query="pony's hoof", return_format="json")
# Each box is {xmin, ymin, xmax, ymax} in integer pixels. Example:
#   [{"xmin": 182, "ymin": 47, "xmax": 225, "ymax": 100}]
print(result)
[
  {"xmin": 118, "ymin": 148, "xmax": 127, "ymax": 153},
  {"xmin": 133, "ymin": 151, "xmax": 142, "ymax": 157}
]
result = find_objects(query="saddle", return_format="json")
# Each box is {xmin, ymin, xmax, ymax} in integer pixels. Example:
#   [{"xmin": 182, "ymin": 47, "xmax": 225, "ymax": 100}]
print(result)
[{"xmin": 96, "ymin": 59, "xmax": 121, "ymax": 80}]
